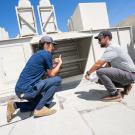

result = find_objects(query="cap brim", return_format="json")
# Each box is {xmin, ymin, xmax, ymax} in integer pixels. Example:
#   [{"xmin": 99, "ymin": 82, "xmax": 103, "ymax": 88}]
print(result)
[
  {"xmin": 94, "ymin": 36, "xmax": 99, "ymax": 39},
  {"xmin": 52, "ymin": 41, "xmax": 58, "ymax": 45}
]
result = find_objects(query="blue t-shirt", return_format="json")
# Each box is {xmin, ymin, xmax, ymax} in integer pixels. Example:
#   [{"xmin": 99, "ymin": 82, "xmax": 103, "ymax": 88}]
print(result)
[{"xmin": 15, "ymin": 50, "xmax": 53, "ymax": 92}]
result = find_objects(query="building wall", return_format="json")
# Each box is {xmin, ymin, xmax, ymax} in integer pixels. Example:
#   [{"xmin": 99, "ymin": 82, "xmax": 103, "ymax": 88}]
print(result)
[
  {"xmin": 67, "ymin": 2, "xmax": 110, "ymax": 31},
  {"xmin": 0, "ymin": 38, "xmax": 32, "ymax": 97},
  {"xmin": 68, "ymin": 5, "xmax": 83, "ymax": 31}
]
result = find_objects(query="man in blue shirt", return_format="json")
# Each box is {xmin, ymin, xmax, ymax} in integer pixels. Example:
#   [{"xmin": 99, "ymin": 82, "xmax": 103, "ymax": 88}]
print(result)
[{"xmin": 7, "ymin": 36, "xmax": 62, "ymax": 122}]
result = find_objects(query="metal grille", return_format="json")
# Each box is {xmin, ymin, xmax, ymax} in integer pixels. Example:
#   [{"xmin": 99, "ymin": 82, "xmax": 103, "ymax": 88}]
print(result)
[{"xmin": 53, "ymin": 40, "xmax": 87, "ymax": 78}]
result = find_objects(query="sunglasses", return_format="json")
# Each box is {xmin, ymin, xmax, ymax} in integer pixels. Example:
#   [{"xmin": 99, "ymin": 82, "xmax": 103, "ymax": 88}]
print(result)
[
  {"xmin": 98, "ymin": 36, "xmax": 104, "ymax": 42},
  {"xmin": 98, "ymin": 38, "xmax": 101, "ymax": 42}
]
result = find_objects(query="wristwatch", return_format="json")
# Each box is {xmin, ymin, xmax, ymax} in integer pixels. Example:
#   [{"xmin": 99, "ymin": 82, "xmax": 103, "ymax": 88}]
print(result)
[{"xmin": 86, "ymin": 71, "xmax": 90, "ymax": 76}]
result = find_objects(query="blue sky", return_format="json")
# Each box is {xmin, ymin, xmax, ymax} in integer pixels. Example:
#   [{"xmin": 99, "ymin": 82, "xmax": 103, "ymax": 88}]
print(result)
[{"xmin": 0, "ymin": 0, "xmax": 135, "ymax": 38}]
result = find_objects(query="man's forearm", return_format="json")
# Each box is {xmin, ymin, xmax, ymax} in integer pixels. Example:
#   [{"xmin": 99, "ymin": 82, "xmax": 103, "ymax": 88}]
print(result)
[
  {"xmin": 53, "ymin": 62, "xmax": 62, "ymax": 74},
  {"xmin": 87, "ymin": 60, "xmax": 106, "ymax": 75},
  {"xmin": 48, "ymin": 62, "xmax": 62, "ymax": 77},
  {"xmin": 88, "ymin": 63, "xmax": 101, "ymax": 74}
]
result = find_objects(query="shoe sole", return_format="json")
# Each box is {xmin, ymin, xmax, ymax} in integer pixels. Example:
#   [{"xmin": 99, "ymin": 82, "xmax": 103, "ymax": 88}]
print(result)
[
  {"xmin": 117, "ymin": 89, "xmax": 125, "ymax": 98},
  {"xmin": 34, "ymin": 110, "xmax": 56, "ymax": 118},
  {"xmin": 6, "ymin": 101, "xmax": 15, "ymax": 122},
  {"xmin": 101, "ymin": 98, "xmax": 122, "ymax": 102},
  {"xmin": 125, "ymin": 85, "xmax": 133, "ymax": 95}
]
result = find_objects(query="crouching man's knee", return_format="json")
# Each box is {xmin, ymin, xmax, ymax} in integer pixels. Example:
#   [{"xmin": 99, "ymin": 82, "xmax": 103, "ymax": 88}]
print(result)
[
  {"xmin": 96, "ymin": 68, "xmax": 105, "ymax": 77},
  {"xmin": 53, "ymin": 76, "xmax": 62, "ymax": 85}
]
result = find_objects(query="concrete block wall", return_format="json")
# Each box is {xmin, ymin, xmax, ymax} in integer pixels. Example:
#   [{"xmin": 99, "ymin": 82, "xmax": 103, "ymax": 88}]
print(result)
[{"xmin": 67, "ymin": 3, "xmax": 110, "ymax": 31}]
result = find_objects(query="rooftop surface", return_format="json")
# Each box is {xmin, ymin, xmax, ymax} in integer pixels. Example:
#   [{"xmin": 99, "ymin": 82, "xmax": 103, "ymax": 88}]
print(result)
[{"xmin": 0, "ymin": 78, "xmax": 135, "ymax": 135}]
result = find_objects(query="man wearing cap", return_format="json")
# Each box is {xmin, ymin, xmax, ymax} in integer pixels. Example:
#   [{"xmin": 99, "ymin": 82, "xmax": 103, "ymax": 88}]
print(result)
[
  {"xmin": 7, "ymin": 36, "xmax": 62, "ymax": 122},
  {"xmin": 85, "ymin": 30, "xmax": 135, "ymax": 102}
]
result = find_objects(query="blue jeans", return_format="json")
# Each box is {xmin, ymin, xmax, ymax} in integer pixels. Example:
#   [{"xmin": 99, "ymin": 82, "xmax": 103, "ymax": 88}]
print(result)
[{"xmin": 15, "ymin": 76, "xmax": 61, "ymax": 111}]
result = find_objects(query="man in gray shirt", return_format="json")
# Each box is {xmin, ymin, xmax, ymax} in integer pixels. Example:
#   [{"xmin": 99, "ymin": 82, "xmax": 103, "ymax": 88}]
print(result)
[{"xmin": 85, "ymin": 30, "xmax": 135, "ymax": 102}]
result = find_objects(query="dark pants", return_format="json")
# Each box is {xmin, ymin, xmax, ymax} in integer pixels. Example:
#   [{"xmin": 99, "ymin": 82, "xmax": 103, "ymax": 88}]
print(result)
[
  {"xmin": 15, "ymin": 76, "xmax": 61, "ymax": 112},
  {"xmin": 96, "ymin": 67, "xmax": 135, "ymax": 95}
]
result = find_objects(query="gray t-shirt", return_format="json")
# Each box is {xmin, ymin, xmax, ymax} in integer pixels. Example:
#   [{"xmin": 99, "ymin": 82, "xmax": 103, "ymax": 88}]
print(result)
[{"xmin": 101, "ymin": 44, "xmax": 135, "ymax": 72}]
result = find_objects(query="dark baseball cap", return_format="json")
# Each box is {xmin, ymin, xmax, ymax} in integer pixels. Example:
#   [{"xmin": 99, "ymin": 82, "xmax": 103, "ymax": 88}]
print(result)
[
  {"xmin": 94, "ymin": 30, "xmax": 112, "ymax": 39},
  {"xmin": 39, "ymin": 36, "xmax": 58, "ymax": 45}
]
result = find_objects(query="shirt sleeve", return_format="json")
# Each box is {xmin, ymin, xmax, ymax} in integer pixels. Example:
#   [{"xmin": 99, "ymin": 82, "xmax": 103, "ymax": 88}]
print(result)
[
  {"xmin": 100, "ymin": 49, "xmax": 118, "ymax": 62},
  {"xmin": 42, "ymin": 52, "xmax": 53, "ymax": 70},
  {"xmin": 45, "ymin": 55, "xmax": 53, "ymax": 70}
]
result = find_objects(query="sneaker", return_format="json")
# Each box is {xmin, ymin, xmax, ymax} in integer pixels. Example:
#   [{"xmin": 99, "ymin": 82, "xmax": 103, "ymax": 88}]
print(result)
[
  {"xmin": 33, "ymin": 107, "xmax": 56, "ymax": 117},
  {"xmin": 101, "ymin": 93, "xmax": 122, "ymax": 102},
  {"xmin": 7, "ymin": 101, "xmax": 16, "ymax": 122},
  {"xmin": 117, "ymin": 89, "xmax": 125, "ymax": 98},
  {"xmin": 123, "ymin": 84, "xmax": 133, "ymax": 95}
]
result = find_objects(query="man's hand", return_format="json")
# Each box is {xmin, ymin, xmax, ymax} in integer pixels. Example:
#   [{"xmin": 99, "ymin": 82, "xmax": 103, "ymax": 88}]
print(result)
[
  {"xmin": 58, "ymin": 54, "xmax": 62, "ymax": 64},
  {"xmin": 53, "ymin": 58, "xmax": 59, "ymax": 63},
  {"xmin": 48, "ymin": 55, "xmax": 62, "ymax": 77},
  {"xmin": 85, "ymin": 71, "xmax": 90, "ymax": 80},
  {"xmin": 54, "ymin": 55, "xmax": 62, "ymax": 64},
  {"xmin": 85, "ymin": 74, "xmax": 89, "ymax": 80},
  {"xmin": 53, "ymin": 55, "xmax": 62, "ymax": 68}
]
